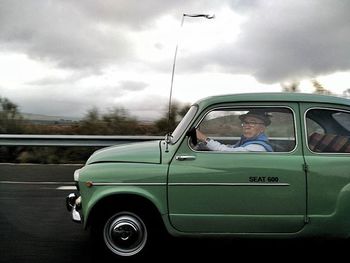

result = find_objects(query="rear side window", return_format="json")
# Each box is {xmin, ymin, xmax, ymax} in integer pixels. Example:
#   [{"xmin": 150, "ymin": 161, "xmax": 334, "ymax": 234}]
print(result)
[{"xmin": 306, "ymin": 108, "xmax": 350, "ymax": 153}]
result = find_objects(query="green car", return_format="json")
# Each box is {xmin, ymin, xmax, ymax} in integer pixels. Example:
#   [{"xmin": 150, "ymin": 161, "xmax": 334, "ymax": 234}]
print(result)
[{"xmin": 66, "ymin": 93, "xmax": 350, "ymax": 258}]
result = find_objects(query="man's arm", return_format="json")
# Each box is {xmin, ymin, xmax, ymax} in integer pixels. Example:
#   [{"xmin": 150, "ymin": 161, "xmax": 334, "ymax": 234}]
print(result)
[{"xmin": 206, "ymin": 139, "xmax": 266, "ymax": 152}]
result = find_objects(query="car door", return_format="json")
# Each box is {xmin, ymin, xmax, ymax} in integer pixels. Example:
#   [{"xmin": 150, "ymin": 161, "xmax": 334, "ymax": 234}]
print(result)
[
  {"xmin": 168, "ymin": 103, "xmax": 306, "ymax": 233},
  {"xmin": 301, "ymin": 104, "xmax": 350, "ymax": 227}
]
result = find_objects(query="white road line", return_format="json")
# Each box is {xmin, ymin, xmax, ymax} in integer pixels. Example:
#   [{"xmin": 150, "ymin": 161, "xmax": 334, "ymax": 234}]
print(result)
[
  {"xmin": 56, "ymin": 186, "xmax": 76, "ymax": 190},
  {"xmin": 0, "ymin": 181, "xmax": 74, "ymax": 185},
  {"xmin": 0, "ymin": 181, "xmax": 76, "ymax": 190}
]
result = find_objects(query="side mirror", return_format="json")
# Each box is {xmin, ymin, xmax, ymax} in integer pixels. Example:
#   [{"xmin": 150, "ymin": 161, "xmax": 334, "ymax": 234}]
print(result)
[
  {"xmin": 164, "ymin": 133, "xmax": 173, "ymax": 153},
  {"xmin": 186, "ymin": 127, "xmax": 198, "ymax": 145},
  {"xmin": 165, "ymin": 133, "xmax": 173, "ymax": 144}
]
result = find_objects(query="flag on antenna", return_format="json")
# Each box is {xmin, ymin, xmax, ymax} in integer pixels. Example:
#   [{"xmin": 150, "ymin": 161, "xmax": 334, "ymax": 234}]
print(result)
[{"xmin": 183, "ymin": 13, "xmax": 215, "ymax": 19}]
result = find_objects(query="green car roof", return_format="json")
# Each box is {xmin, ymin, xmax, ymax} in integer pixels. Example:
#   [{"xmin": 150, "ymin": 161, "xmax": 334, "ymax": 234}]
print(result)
[{"xmin": 195, "ymin": 92, "xmax": 350, "ymax": 109}]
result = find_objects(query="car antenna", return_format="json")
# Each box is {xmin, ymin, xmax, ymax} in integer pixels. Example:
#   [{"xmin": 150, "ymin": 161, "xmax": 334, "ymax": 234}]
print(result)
[{"xmin": 167, "ymin": 13, "xmax": 215, "ymax": 134}]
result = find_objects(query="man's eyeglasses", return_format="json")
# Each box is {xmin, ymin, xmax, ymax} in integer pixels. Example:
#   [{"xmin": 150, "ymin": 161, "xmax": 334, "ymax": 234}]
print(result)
[{"xmin": 241, "ymin": 121, "xmax": 264, "ymax": 127}]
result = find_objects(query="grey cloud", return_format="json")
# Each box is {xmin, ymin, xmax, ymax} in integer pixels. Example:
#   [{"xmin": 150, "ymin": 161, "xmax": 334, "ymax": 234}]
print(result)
[
  {"xmin": 118, "ymin": 81, "xmax": 148, "ymax": 92},
  {"xmin": 184, "ymin": 0, "xmax": 350, "ymax": 83},
  {"xmin": 0, "ymin": 0, "xmax": 220, "ymax": 75},
  {"xmin": 227, "ymin": 0, "xmax": 262, "ymax": 12},
  {"xmin": 115, "ymin": 94, "xmax": 169, "ymax": 121},
  {"xmin": 68, "ymin": 0, "xmax": 220, "ymax": 29},
  {"xmin": 27, "ymin": 74, "xmax": 83, "ymax": 86},
  {"xmin": 0, "ymin": 1, "xmax": 132, "ymax": 72},
  {"xmin": 18, "ymin": 97, "xmax": 87, "ymax": 118},
  {"xmin": 7, "ymin": 84, "xmax": 126, "ymax": 117},
  {"xmin": 3, "ymin": 0, "xmax": 348, "ymax": 88}
]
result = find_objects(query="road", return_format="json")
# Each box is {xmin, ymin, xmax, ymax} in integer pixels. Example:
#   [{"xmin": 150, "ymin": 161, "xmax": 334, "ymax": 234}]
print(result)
[{"xmin": 0, "ymin": 164, "xmax": 348, "ymax": 262}]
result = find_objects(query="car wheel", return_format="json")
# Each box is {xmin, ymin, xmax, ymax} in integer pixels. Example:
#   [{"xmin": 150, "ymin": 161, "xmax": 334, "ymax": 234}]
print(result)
[{"xmin": 102, "ymin": 211, "xmax": 148, "ymax": 258}]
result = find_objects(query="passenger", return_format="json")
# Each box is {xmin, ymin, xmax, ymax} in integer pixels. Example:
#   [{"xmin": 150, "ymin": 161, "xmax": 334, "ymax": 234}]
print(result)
[{"xmin": 196, "ymin": 110, "xmax": 273, "ymax": 152}]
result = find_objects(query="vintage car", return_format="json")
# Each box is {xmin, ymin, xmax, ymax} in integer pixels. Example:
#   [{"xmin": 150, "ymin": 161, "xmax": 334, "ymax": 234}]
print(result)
[{"xmin": 66, "ymin": 92, "xmax": 350, "ymax": 258}]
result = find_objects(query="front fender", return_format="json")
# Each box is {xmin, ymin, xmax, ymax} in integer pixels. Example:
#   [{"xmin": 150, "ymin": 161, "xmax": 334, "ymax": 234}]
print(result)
[{"xmin": 81, "ymin": 184, "xmax": 167, "ymax": 229}]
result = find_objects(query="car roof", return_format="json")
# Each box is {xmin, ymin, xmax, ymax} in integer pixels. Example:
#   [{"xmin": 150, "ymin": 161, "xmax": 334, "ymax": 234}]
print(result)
[{"xmin": 195, "ymin": 92, "xmax": 350, "ymax": 109}]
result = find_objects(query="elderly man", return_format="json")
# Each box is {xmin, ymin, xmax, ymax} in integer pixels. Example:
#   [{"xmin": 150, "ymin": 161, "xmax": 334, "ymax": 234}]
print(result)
[{"xmin": 196, "ymin": 110, "xmax": 273, "ymax": 152}]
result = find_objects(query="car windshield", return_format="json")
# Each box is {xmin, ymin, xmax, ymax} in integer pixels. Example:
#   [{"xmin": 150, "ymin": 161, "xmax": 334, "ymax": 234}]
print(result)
[{"xmin": 170, "ymin": 105, "xmax": 198, "ymax": 143}]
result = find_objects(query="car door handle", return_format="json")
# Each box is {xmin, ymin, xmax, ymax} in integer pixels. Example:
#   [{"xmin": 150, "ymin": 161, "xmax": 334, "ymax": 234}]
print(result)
[{"xmin": 175, "ymin": 155, "xmax": 196, "ymax": 161}]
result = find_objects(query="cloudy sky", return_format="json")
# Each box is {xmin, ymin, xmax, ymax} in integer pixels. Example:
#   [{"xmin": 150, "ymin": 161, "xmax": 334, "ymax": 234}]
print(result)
[{"xmin": 1, "ymin": 0, "xmax": 350, "ymax": 120}]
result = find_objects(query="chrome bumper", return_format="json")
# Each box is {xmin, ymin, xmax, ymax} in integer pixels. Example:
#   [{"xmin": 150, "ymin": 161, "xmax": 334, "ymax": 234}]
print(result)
[{"xmin": 66, "ymin": 193, "xmax": 82, "ymax": 223}]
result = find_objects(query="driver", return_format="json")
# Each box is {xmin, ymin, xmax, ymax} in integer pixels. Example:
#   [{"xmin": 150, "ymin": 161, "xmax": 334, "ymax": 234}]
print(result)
[{"xmin": 196, "ymin": 110, "xmax": 273, "ymax": 152}]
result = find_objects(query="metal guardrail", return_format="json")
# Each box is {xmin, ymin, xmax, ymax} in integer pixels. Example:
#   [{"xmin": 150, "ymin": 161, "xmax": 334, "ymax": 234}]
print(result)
[{"xmin": 0, "ymin": 134, "xmax": 164, "ymax": 147}]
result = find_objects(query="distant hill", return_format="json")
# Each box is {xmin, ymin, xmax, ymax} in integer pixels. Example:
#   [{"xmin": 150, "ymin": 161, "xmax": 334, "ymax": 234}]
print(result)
[{"xmin": 21, "ymin": 113, "xmax": 81, "ymax": 125}]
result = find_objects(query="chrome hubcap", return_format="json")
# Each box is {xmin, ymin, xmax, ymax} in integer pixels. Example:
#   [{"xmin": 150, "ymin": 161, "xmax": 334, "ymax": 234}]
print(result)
[{"xmin": 104, "ymin": 212, "xmax": 147, "ymax": 257}]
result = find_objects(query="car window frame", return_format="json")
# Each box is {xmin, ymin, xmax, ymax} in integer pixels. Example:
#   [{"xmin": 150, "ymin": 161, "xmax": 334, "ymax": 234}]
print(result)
[
  {"xmin": 304, "ymin": 106, "xmax": 350, "ymax": 155},
  {"xmin": 171, "ymin": 104, "xmax": 198, "ymax": 144},
  {"xmin": 189, "ymin": 105, "xmax": 298, "ymax": 154}
]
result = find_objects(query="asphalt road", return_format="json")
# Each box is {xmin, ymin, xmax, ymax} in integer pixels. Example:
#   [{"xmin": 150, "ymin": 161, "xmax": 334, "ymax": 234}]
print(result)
[{"xmin": 0, "ymin": 164, "xmax": 349, "ymax": 262}]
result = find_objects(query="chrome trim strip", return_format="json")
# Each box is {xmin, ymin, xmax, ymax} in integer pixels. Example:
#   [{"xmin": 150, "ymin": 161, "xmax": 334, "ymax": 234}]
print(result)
[
  {"xmin": 71, "ymin": 206, "xmax": 82, "ymax": 223},
  {"xmin": 88, "ymin": 182, "xmax": 290, "ymax": 187},
  {"xmin": 91, "ymin": 182, "xmax": 166, "ymax": 186},
  {"xmin": 168, "ymin": 183, "xmax": 290, "ymax": 186},
  {"xmin": 0, "ymin": 134, "xmax": 163, "ymax": 147}
]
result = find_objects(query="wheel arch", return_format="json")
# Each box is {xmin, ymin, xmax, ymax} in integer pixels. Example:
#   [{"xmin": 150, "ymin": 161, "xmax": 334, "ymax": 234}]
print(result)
[{"xmin": 85, "ymin": 191, "xmax": 167, "ymax": 232}]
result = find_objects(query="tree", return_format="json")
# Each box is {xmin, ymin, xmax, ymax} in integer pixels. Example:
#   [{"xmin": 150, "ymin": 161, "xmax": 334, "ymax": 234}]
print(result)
[
  {"xmin": 0, "ymin": 96, "xmax": 26, "ymax": 162},
  {"xmin": 312, "ymin": 79, "xmax": 332, "ymax": 95},
  {"xmin": 78, "ymin": 107, "xmax": 106, "ymax": 135},
  {"xmin": 101, "ymin": 108, "xmax": 139, "ymax": 135},
  {"xmin": 0, "ymin": 96, "xmax": 24, "ymax": 133},
  {"xmin": 77, "ymin": 107, "xmax": 150, "ymax": 135},
  {"xmin": 178, "ymin": 104, "xmax": 191, "ymax": 117},
  {"xmin": 155, "ymin": 102, "xmax": 191, "ymax": 134},
  {"xmin": 280, "ymin": 81, "xmax": 300, "ymax": 93}
]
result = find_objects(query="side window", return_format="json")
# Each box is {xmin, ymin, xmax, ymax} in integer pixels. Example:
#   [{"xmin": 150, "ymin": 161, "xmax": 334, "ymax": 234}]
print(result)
[
  {"xmin": 193, "ymin": 107, "xmax": 296, "ymax": 152},
  {"xmin": 306, "ymin": 108, "xmax": 350, "ymax": 153}
]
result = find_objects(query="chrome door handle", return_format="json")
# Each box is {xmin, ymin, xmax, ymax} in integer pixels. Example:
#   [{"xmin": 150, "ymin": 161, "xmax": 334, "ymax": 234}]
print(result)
[{"xmin": 175, "ymin": 155, "xmax": 196, "ymax": 161}]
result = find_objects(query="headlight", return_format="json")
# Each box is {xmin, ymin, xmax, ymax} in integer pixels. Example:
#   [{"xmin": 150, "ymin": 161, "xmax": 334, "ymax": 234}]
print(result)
[{"xmin": 74, "ymin": 169, "xmax": 81, "ymax": 182}]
